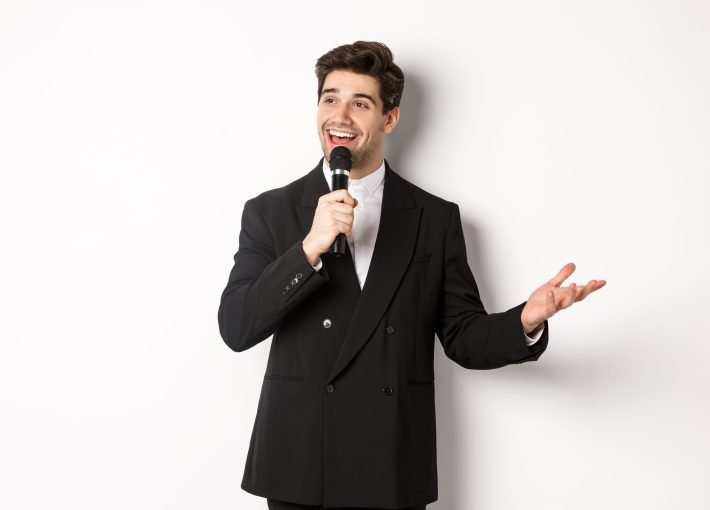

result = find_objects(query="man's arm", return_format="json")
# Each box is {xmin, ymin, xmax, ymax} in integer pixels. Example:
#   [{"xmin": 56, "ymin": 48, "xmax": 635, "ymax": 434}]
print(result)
[
  {"xmin": 218, "ymin": 198, "xmax": 330, "ymax": 352},
  {"xmin": 435, "ymin": 203, "xmax": 549, "ymax": 369}
]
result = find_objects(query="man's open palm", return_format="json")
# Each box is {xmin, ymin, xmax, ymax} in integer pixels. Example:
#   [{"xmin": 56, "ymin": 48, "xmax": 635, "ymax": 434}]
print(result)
[{"xmin": 520, "ymin": 263, "xmax": 606, "ymax": 334}]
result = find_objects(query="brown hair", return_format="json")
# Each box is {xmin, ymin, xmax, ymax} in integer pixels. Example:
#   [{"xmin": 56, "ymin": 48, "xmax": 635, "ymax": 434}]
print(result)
[{"xmin": 315, "ymin": 41, "xmax": 404, "ymax": 114}]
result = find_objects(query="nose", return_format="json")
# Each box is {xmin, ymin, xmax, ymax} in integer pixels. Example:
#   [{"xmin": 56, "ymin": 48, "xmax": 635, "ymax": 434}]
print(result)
[{"xmin": 332, "ymin": 101, "xmax": 352, "ymax": 126}]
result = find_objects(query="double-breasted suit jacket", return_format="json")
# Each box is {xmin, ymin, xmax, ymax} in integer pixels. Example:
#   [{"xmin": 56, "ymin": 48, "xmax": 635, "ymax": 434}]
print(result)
[{"xmin": 218, "ymin": 159, "xmax": 549, "ymax": 509}]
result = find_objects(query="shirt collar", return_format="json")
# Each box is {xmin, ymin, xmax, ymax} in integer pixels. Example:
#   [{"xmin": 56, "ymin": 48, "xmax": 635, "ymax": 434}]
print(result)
[{"xmin": 322, "ymin": 158, "xmax": 386, "ymax": 196}]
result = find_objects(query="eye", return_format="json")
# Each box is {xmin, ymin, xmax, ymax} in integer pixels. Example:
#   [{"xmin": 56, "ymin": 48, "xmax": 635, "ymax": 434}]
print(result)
[
  {"xmin": 322, "ymin": 97, "xmax": 336, "ymax": 104},
  {"xmin": 354, "ymin": 101, "xmax": 369, "ymax": 109}
]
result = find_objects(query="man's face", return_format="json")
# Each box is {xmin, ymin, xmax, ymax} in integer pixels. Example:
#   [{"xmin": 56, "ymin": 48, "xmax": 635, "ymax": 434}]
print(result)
[{"xmin": 317, "ymin": 70, "xmax": 399, "ymax": 174}]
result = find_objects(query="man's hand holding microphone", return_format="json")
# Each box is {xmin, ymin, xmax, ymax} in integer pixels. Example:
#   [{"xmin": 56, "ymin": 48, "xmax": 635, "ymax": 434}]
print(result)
[
  {"xmin": 302, "ymin": 146, "xmax": 356, "ymax": 266},
  {"xmin": 302, "ymin": 190, "xmax": 358, "ymax": 266}
]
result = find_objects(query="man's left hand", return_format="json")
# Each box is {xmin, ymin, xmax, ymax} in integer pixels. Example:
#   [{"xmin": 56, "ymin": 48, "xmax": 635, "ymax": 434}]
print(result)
[{"xmin": 520, "ymin": 262, "xmax": 606, "ymax": 334}]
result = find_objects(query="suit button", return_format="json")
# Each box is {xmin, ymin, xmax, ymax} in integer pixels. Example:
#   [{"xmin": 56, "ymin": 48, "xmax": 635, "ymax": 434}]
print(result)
[
  {"xmin": 326, "ymin": 384, "xmax": 335, "ymax": 393},
  {"xmin": 295, "ymin": 272, "xmax": 303, "ymax": 279},
  {"xmin": 291, "ymin": 278, "xmax": 298, "ymax": 285},
  {"xmin": 383, "ymin": 386, "xmax": 393, "ymax": 396},
  {"xmin": 386, "ymin": 325, "xmax": 395, "ymax": 335},
  {"xmin": 322, "ymin": 318, "xmax": 332, "ymax": 329}
]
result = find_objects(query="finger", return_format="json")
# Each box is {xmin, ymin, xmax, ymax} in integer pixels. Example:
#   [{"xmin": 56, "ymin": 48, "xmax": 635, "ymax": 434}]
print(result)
[
  {"xmin": 334, "ymin": 219, "xmax": 352, "ymax": 235},
  {"xmin": 329, "ymin": 202, "xmax": 356, "ymax": 215},
  {"xmin": 322, "ymin": 189, "xmax": 357, "ymax": 206},
  {"xmin": 548, "ymin": 262, "xmax": 576, "ymax": 288},
  {"xmin": 575, "ymin": 280, "xmax": 596, "ymax": 302},
  {"xmin": 555, "ymin": 284, "xmax": 575, "ymax": 309},
  {"xmin": 580, "ymin": 279, "xmax": 607, "ymax": 300},
  {"xmin": 331, "ymin": 212, "xmax": 354, "ymax": 225},
  {"xmin": 546, "ymin": 290, "xmax": 556, "ymax": 315},
  {"xmin": 319, "ymin": 189, "xmax": 344, "ymax": 203},
  {"xmin": 563, "ymin": 283, "xmax": 577, "ymax": 308},
  {"xmin": 340, "ymin": 191, "xmax": 357, "ymax": 206}
]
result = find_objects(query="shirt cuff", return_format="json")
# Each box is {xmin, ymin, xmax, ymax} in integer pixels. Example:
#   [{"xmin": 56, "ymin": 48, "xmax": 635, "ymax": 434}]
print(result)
[
  {"xmin": 312, "ymin": 257, "xmax": 323, "ymax": 272},
  {"xmin": 524, "ymin": 323, "xmax": 545, "ymax": 346}
]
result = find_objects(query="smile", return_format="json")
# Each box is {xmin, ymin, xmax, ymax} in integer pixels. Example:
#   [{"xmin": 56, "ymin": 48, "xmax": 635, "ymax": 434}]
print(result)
[{"xmin": 327, "ymin": 129, "xmax": 358, "ymax": 146}]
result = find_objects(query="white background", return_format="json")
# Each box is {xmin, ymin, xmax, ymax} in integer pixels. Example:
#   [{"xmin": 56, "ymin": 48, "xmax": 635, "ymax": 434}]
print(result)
[{"xmin": 1, "ymin": 1, "xmax": 708, "ymax": 509}]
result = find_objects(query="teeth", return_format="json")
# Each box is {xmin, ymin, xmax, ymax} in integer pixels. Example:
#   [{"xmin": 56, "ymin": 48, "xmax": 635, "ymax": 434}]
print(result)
[{"xmin": 329, "ymin": 130, "xmax": 356, "ymax": 138}]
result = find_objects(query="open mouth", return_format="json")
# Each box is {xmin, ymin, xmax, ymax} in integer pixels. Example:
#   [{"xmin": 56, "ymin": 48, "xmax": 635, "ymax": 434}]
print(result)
[{"xmin": 327, "ymin": 129, "xmax": 358, "ymax": 147}]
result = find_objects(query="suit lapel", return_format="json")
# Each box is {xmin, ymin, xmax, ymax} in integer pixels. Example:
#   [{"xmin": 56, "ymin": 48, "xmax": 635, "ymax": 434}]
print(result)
[{"xmin": 327, "ymin": 162, "xmax": 422, "ymax": 384}]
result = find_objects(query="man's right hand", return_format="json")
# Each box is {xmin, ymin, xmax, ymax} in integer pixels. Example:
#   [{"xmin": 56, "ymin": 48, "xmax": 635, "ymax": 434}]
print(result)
[{"xmin": 302, "ymin": 189, "xmax": 358, "ymax": 266}]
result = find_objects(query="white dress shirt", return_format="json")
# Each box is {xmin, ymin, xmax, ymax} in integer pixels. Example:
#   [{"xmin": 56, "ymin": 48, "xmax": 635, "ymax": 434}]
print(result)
[{"xmin": 312, "ymin": 159, "xmax": 543, "ymax": 345}]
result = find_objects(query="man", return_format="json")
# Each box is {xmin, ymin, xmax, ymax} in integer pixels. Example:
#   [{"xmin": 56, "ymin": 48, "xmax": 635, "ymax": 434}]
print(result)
[{"xmin": 218, "ymin": 41, "xmax": 605, "ymax": 510}]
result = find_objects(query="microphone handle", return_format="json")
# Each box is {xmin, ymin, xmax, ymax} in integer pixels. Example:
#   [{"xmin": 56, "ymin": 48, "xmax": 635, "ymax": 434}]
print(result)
[
  {"xmin": 333, "ymin": 234, "xmax": 346, "ymax": 257},
  {"xmin": 331, "ymin": 170, "xmax": 349, "ymax": 257}
]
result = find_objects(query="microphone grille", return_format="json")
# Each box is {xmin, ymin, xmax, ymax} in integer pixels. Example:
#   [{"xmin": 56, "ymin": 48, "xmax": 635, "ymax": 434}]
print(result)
[{"xmin": 329, "ymin": 147, "xmax": 352, "ymax": 170}]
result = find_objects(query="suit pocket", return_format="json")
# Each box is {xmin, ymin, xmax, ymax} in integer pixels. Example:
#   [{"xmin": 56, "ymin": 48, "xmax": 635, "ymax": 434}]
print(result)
[
  {"xmin": 411, "ymin": 252, "xmax": 430, "ymax": 264},
  {"xmin": 264, "ymin": 374, "xmax": 304, "ymax": 382}
]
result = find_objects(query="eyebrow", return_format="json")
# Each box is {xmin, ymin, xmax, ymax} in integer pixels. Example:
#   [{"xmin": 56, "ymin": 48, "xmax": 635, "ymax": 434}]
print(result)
[{"xmin": 320, "ymin": 88, "xmax": 378, "ymax": 106}]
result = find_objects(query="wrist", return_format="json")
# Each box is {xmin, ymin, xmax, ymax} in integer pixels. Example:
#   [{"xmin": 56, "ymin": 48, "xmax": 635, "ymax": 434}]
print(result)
[
  {"xmin": 523, "ymin": 322, "xmax": 542, "ymax": 335},
  {"xmin": 302, "ymin": 239, "xmax": 321, "ymax": 266},
  {"xmin": 520, "ymin": 309, "xmax": 540, "ymax": 335}
]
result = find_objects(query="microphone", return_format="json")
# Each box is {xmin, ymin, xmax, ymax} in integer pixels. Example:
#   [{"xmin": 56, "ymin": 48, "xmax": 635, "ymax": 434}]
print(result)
[{"xmin": 329, "ymin": 146, "xmax": 352, "ymax": 257}]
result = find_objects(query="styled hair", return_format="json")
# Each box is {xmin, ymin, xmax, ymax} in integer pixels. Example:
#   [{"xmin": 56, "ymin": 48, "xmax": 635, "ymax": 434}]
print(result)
[{"xmin": 315, "ymin": 41, "xmax": 404, "ymax": 113}]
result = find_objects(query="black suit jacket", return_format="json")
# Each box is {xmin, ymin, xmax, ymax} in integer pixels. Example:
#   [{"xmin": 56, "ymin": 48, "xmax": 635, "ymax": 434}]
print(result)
[{"xmin": 218, "ymin": 159, "xmax": 548, "ymax": 509}]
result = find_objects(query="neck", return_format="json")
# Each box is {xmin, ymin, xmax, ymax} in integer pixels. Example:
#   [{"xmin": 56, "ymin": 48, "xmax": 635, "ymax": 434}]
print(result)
[
  {"xmin": 349, "ymin": 168, "xmax": 375, "ymax": 180},
  {"xmin": 347, "ymin": 158, "xmax": 384, "ymax": 180}
]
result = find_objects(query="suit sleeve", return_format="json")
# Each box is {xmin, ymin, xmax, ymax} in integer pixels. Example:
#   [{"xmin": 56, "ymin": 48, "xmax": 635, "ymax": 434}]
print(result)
[
  {"xmin": 218, "ymin": 197, "xmax": 330, "ymax": 352},
  {"xmin": 434, "ymin": 203, "xmax": 548, "ymax": 369}
]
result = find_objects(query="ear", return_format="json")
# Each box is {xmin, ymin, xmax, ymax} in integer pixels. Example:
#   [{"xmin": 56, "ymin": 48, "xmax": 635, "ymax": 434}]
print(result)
[{"xmin": 382, "ymin": 106, "xmax": 400, "ymax": 133}]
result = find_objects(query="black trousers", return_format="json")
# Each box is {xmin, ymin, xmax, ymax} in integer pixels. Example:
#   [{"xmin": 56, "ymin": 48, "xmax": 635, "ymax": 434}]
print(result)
[{"xmin": 267, "ymin": 498, "xmax": 426, "ymax": 510}]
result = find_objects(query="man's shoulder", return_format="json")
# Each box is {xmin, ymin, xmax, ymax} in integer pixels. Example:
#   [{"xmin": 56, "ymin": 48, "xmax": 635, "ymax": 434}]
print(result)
[
  {"xmin": 389, "ymin": 165, "xmax": 457, "ymax": 213},
  {"xmin": 246, "ymin": 163, "xmax": 321, "ymax": 207}
]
